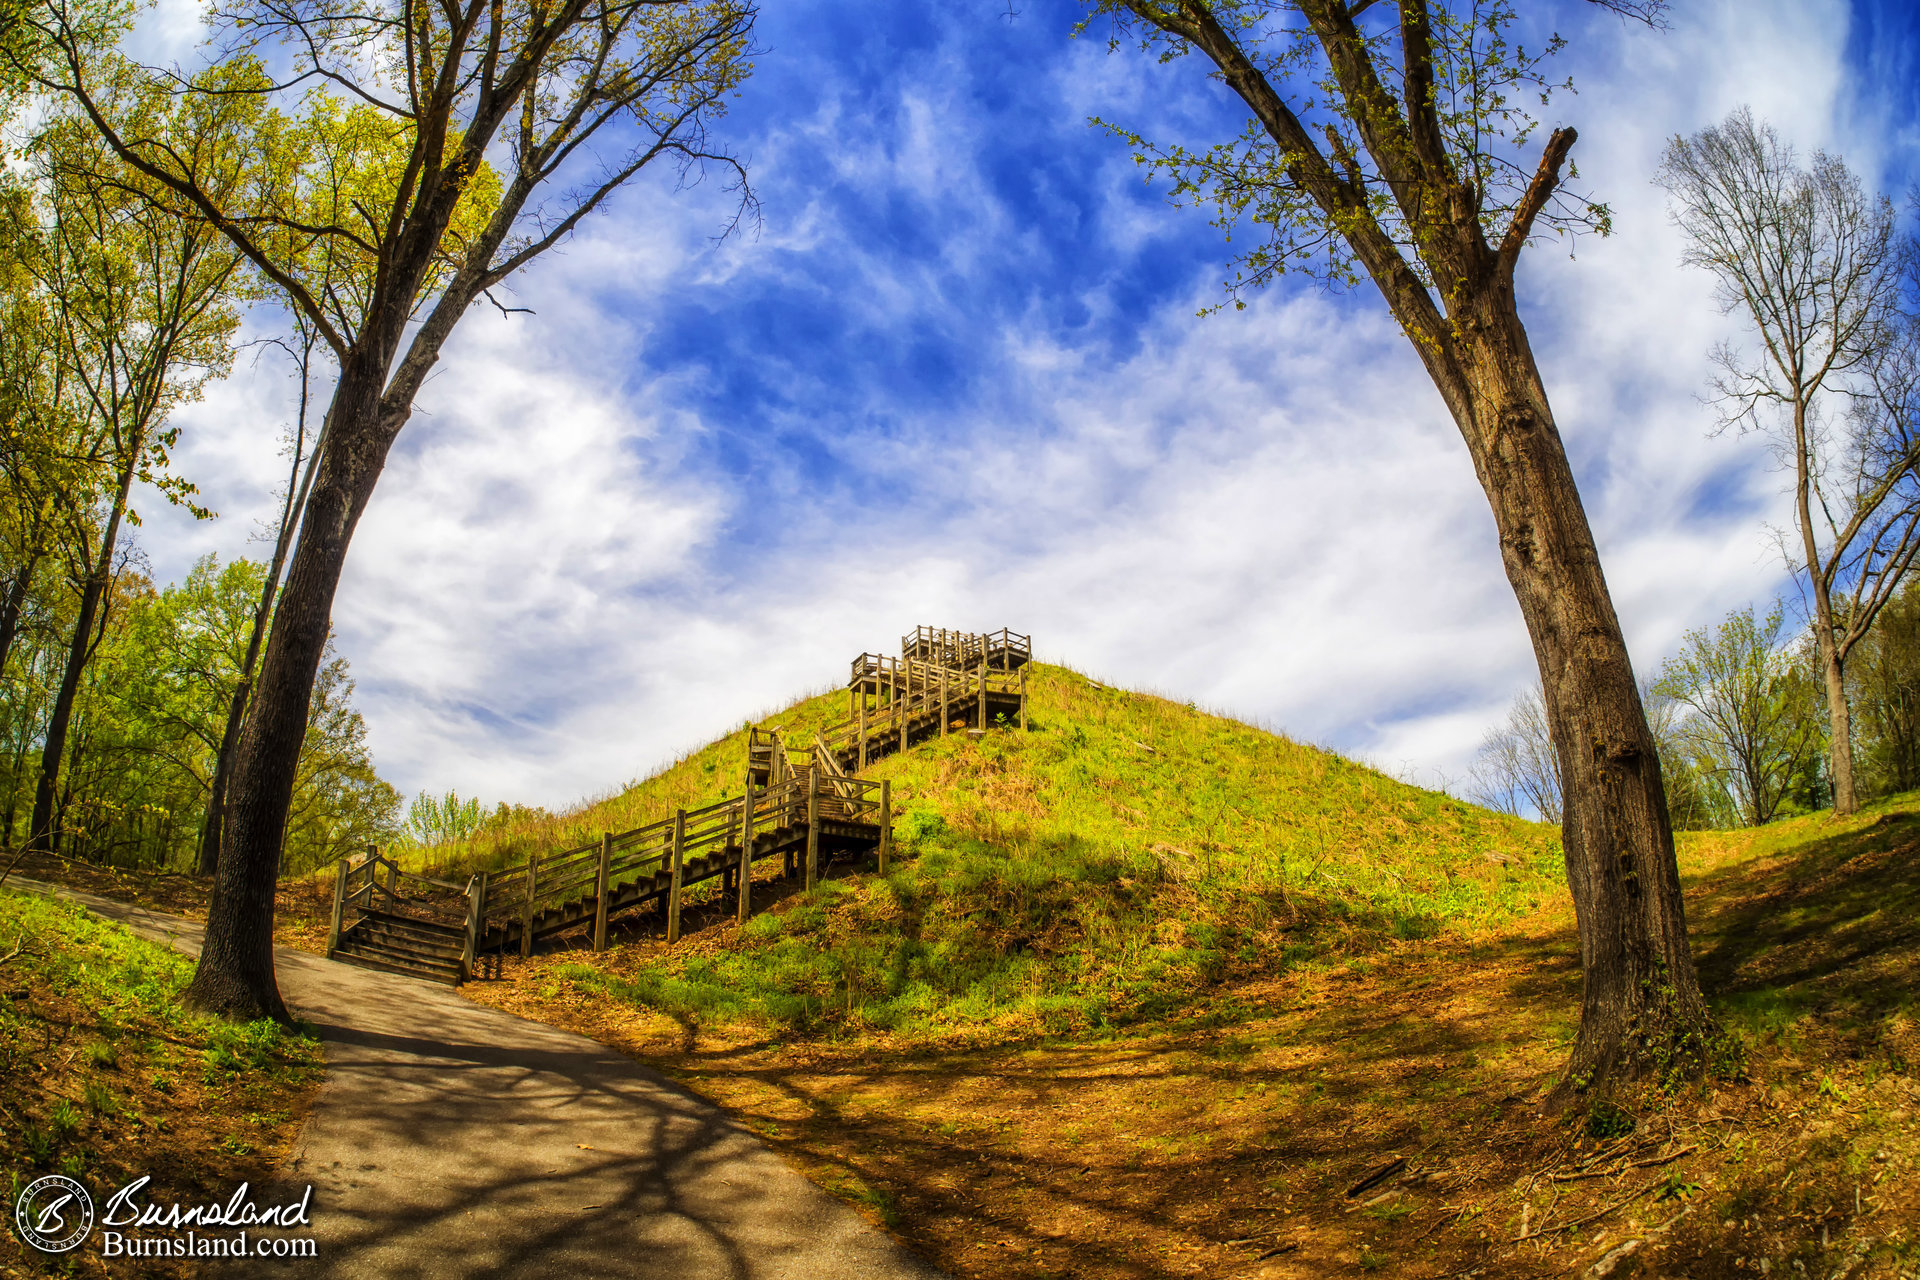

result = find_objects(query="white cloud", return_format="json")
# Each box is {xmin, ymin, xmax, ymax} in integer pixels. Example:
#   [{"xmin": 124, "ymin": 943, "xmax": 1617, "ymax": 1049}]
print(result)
[{"xmin": 136, "ymin": 0, "xmax": 1873, "ymax": 809}]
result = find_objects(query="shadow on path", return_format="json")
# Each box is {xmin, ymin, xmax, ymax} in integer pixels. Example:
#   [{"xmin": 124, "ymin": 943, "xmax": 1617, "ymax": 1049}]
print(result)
[{"xmin": 17, "ymin": 879, "xmax": 942, "ymax": 1280}]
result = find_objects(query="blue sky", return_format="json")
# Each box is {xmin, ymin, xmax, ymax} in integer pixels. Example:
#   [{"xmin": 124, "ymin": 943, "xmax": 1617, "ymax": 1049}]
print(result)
[{"xmin": 142, "ymin": 0, "xmax": 1920, "ymax": 809}]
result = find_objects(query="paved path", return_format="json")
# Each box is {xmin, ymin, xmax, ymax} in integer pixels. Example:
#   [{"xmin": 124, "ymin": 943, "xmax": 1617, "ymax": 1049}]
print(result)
[{"xmin": 17, "ymin": 880, "xmax": 941, "ymax": 1280}]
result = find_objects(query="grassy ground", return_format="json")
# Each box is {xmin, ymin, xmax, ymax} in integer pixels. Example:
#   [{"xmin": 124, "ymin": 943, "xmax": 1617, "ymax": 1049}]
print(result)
[
  {"xmin": 453, "ymin": 664, "xmax": 1919, "ymax": 1279},
  {"xmin": 0, "ymin": 853, "xmax": 346, "ymax": 958},
  {"xmin": 0, "ymin": 890, "xmax": 324, "ymax": 1278},
  {"xmin": 9, "ymin": 663, "xmax": 1915, "ymax": 1277}
]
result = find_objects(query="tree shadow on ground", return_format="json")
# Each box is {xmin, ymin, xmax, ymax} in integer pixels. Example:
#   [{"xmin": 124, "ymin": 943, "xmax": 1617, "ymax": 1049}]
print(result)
[{"xmin": 1688, "ymin": 814, "xmax": 1920, "ymax": 1030}]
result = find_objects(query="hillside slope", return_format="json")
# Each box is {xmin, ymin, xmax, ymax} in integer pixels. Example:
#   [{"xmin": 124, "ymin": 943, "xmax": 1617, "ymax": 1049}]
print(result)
[
  {"xmin": 448, "ymin": 664, "xmax": 1918, "ymax": 1280},
  {"xmin": 431, "ymin": 661, "xmax": 1561, "ymax": 1039}
]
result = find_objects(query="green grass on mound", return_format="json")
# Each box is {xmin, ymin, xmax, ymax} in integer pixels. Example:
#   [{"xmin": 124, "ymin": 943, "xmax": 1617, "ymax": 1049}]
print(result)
[{"xmin": 440, "ymin": 664, "xmax": 1564, "ymax": 1043}]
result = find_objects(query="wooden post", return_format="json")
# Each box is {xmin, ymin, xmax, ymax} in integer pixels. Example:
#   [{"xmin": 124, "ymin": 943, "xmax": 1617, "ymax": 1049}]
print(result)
[
  {"xmin": 805, "ymin": 766, "xmax": 820, "ymax": 891},
  {"xmin": 738, "ymin": 787, "xmax": 756, "ymax": 924},
  {"xmin": 667, "ymin": 809, "xmax": 686, "ymax": 945},
  {"xmin": 858, "ymin": 696, "xmax": 868, "ymax": 771},
  {"xmin": 461, "ymin": 872, "xmax": 485, "ymax": 981},
  {"xmin": 1020, "ymin": 660, "xmax": 1029, "ymax": 731},
  {"xmin": 978, "ymin": 657, "xmax": 988, "ymax": 729},
  {"xmin": 521, "ymin": 851, "xmax": 539, "ymax": 958},
  {"xmin": 592, "ymin": 832, "xmax": 613, "ymax": 952},
  {"xmin": 326, "ymin": 855, "xmax": 348, "ymax": 958},
  {"xmin": 878, "ymin": 780, "xmax": 891, "ymax": 874}
]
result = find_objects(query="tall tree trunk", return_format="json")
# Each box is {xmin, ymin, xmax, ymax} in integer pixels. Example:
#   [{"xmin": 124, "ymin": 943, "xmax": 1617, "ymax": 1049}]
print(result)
[
  {"xmin": 28, "ymin": 459, "xmax": 136, "ymax": 853},
  {"xmin": 198, "ymin": 350, "xmax": 319, "ymax": 878},
  {"xmin": 1794, "ymin": 399, "xmax": 1859, "ymax": 816},
  {"xmin": 1820, "ymin": 643, "xmax": 1855, "ymax": 813},
  {"xmin": 0, "ymin": 549, "xmax": 43, "ymax": 678},
  {"xmin": 196, "ymin": 680, "xmax": 250, "ymax": 875},
  {"xmin": 184, "ymin": 364, "xmax": 393, "ymax": 1022},
  {"xmin": 1109, "ymin": 0, "xmax": 1717, "ymax": 1086},
  {"xmin": 1447, "ymin": 288, "xmax": 1714, "ymax": 1089}
]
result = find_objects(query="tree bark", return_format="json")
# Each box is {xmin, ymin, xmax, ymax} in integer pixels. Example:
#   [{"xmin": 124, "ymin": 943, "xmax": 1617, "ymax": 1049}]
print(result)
[
  {"xmin": 1794, "ymin": 401, "xmax": 1859, "ymax": 817},
  {"xmin": 0, "ymin": 549, "xmax": 43, "ymax": 678},
  {"xmin": 1447, "ymin": 289, "xmax": 1713, "ymax": 1088},
  {"xmin": 183, "ymin": 359, "xmax": 394, "ymax": 1022},
  {"xmin": 196, "ymin": 677, "xmax": 249, "ymax": 876},
  {"xmin": 1820, "ymin": 642, "xmax": 1855, "ymax": 813},
  {"xmin": 28, "ymin": 455, "xmax": 136, "ymax": 853}
]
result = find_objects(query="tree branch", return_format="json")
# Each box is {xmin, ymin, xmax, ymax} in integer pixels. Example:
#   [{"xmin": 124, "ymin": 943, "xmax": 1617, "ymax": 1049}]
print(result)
[{"xmin": 1496, "ymin": 127, "xmax": 1578, "ymax": 280}]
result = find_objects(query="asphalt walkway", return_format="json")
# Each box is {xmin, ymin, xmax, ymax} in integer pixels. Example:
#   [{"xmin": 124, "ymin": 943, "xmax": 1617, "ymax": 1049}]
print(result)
[{"xmin": 16, "ymin": 880, "xmax": 941, "ymax": 1280}]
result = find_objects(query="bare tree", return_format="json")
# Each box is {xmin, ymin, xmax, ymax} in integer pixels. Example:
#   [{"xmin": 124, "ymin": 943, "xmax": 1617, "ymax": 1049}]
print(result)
[
  {"xmin": 21, "ymin": 0, "xmax": 758, "ymax": 1019},
  {"xmin": 1658, "ymin": 109, "xmax": 1916, "ymax": 818},
  {"xmin": 1087, "ymin": 0, "xmax": 1717, "ymax": 1087},
  {"xmin": 1469, "ymin": 683, "xmax": 1561, "ymax": 823}
]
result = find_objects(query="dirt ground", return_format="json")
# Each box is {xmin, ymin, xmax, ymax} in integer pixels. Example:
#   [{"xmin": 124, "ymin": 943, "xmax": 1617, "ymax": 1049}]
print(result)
[
  {"xmin": 463, "ymin": 820, "xmax": 1920, "ymax": 1280},
  {"xmin": 11, "ymin": 814, "xmax": 1916, "ymax": 1278}
]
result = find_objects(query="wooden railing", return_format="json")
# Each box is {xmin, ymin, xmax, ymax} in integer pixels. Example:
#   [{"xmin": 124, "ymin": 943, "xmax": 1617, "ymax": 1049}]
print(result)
[
  {"xmin": 454, "ymin": 748, "xmax": 888, "ymax": 955},
  {"xmin": 900, "ymin": 625, "xmax": 1031, "ymax": 672},
  {"xmin": 829, "ymin": 651, "xmax": 1026, "ymax": 765},
  {"xmin": 328, "ymin": 848, "xmax": 486, "ymax": 977},
  {"xmin": 327, "ymin": 626, "xmax": 1020, "ymax": 977}
]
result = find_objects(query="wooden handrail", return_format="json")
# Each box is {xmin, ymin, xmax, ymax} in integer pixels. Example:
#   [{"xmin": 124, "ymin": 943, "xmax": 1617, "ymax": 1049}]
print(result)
[{"xmin": 419, "ymin": 632, "xmax": 1019, "ymax": 965}]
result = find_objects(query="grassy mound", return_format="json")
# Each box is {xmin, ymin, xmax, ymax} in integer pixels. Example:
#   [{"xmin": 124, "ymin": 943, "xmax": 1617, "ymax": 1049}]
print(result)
[{"xmin": 440, "ymin": 663, "xmax": 1562, "ymax": 1041}]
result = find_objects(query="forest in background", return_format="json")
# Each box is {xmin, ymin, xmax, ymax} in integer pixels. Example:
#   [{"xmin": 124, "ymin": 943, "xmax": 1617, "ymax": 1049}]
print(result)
[
  {"xmin": 1473, "ymin": 580, "xmax": 1920, "ymax": 832},
  {"xmin": 0, "ymin": 552, "xmax": 397, "ymax": 873}
]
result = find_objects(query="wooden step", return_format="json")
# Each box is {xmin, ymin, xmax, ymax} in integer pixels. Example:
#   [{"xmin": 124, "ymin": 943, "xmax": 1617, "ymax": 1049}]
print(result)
[
  {"xmin": 332, "ymin": 943, "xmax": 462, "ymax": 985},
  {"xmin": 356, "ymin": 913, "xmax": 465, "ymax": 946},
  {"xmin": 349, "ymin": 927, "xmax": 464, "ymax": 966},
  {"xmin": 357, "ymin": 910, "xmax": 466, "ymax": 947}
]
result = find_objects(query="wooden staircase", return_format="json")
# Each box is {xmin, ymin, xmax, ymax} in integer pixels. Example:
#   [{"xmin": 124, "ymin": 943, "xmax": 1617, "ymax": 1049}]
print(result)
[
  {"xmin": 827, "ymin": 627, "xmax": 1031, "ymax": 771},
  {"xmin": 332, "ymin": 909, "xmax": 468, "ymax": 984},
  {"xmin": 325, "ymin": 626, "xmax": 1031, "ymax": 983}
]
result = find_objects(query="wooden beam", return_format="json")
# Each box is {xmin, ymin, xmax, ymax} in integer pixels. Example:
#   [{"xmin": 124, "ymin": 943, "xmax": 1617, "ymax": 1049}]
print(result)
[
  {"xmin": 521, "ymin": 851, "xmax": 539, "ymax": 958},
  {"xmin": 461, "ymin": 871, "xmax": 486, "ymax": 980},
  {"xmin": 879, "ymin": 779, "xmax": 891, "ymax": 874},
  {"xmin": 326, "ymin": 855, "xmax": 348, "ymax": 959},
  {"xmin": 738, "ymin": 787, "xmax": 755, "ymax": 924},
  {"xmin": 667, "ymin": 809, "xmax": 686, "ymax": 945},
  {"xmin": 592, "ymin": 831, "xmax": 613, "ymax": 952},
  {"xmin": 805, "ymin": 766, "xmax": 820, "ymax": 891}
]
